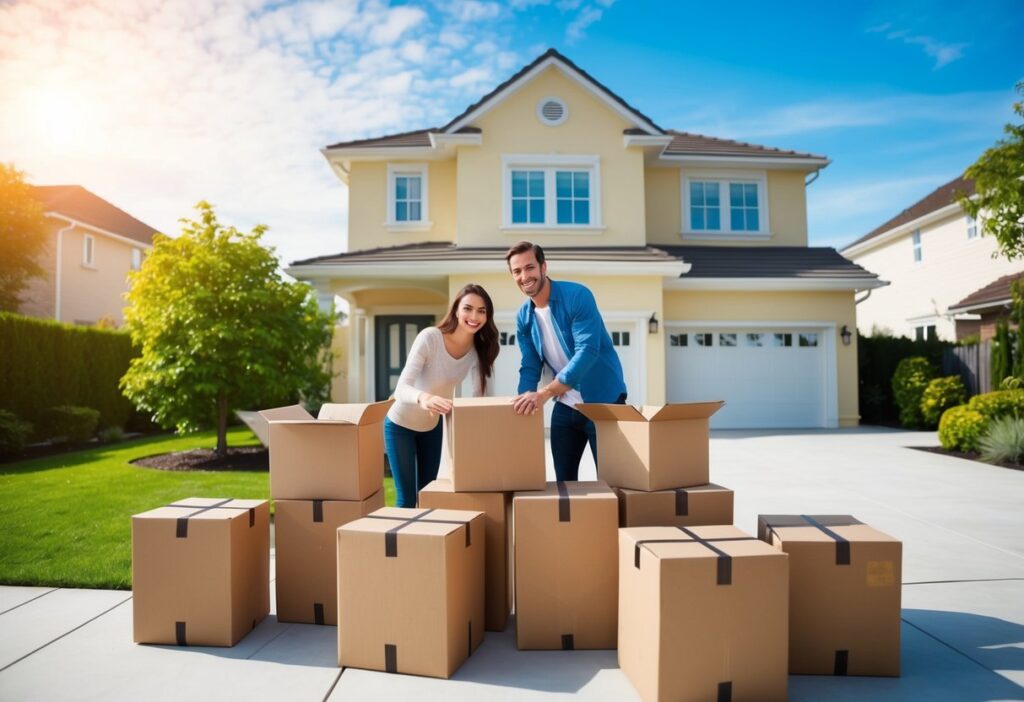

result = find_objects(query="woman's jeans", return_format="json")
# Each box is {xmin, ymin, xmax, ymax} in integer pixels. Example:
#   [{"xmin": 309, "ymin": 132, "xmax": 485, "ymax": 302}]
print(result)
[
  {"xmin": 383, "ymin": 416, "xmax": 443, "ymax": 508},
  {"xmin": 549, "ymin": 393, "xmax": 627, "ymax": 482}
]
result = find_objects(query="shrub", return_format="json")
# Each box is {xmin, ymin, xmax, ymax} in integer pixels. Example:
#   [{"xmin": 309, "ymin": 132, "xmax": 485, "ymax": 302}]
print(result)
[
  {"xmin": 0, "ymin": 409, "xmax": 33, "ymax": 456},
  {"xmin": 967, "ymin": 389, "xmax": 1024, "ymax": 419},
  {"xmin": 41, "ymin": 406, "xmax": 100, "ymax": 444},
  {"xmin": 978, "ymin": 416, "xmax": 1024, "ymax": 464},
  {"xmin": 999, "ymin": 376, "xmax": 1023, "ymax": 390},
  {"xmin": 920, "ymin": 376, "xmax": 967, "ymax": 427},
  {"xmin": 938, "ymin": 405, "xmax": 987, "ymax": 452},
  {"xmin": 991, "ymin": 320, "xmax": 1012, "ymax": 387},
  {"xmin": 97, "ymin": 426, "xmax": 126, "ymax": 443},
  {"xmin": 892, "ymin": 357, "xmax": 936, "ymax": 428},
  {"xmin": 857, "ymin": 332, "xmax": 951, "ymax": 425}
]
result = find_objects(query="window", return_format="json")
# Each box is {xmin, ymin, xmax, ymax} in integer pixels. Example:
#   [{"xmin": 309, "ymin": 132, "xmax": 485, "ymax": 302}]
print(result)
[
  {"xmin": 611, "ymin": 331, "xmax": 630, "ymax": 346},
  {"xmin": 386, "ymin": 163, "xmax": 429, "ymax": 227},
  {"xmin": 912, "ymin": 229, "xmax": 922, "ymax": 262},
  {"xmin": 772, "ymin": 333, "xmax": 793, "ymax": 347},
  {"xmin": 499, "ymin": 332, "xmax": 516, "ymax": 346},
  {"xmin": 131, "ymin": 248, "xmax": 142, "ymax": 271},
  {"xmin": 503, "ymin": 156, "xmax": 600, "ymax": 229},
  {"xmin": 915, "ymin": 325, "xmax": 936, "ymax": 341},
  {"xmin": 745, "ymin": 333, "xmax": 764, "ymax": 347},
  {"xmin": 683, "ymin": 173, "xmax": 767, "ymax": 235},
  {"xmin": 670, "ymin": 333, "xmax": 688, "ymax": 347},
  {"xmin": 966, "ymin": 215, "xmax": 978, "ymax": 240},
  {"xmin": 798, "ymin": 333, "xmax": 818, "ymax": 347},
  {"xmin": 83, "ymin": 235, "xmax": 95, "ymax": 267},
  {"xmin": 695, "ymin": 332, "xmax": 713, "ymax": 347},
  {"xmin": 718, "ymin": 333, "xmax": 737, "ymax": 347}
]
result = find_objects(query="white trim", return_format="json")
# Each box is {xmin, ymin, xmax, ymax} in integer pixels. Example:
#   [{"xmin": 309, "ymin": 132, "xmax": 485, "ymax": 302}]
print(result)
[
  {"xmin": 659, "ymin": 154, "xmax": 830, "ymax": 170},
  {"xmin": 624, "ymin": 134, "xmax": 674, "ymax": 148},
  {"xmin": 841, "ymin": 201, "xmax": 963, "ymax": 257},
  {"xmin": 289, "ymin": 259, "xmax": 689, "ymax": 280},
  {"xmin": 45, "ymin": 213, "xmax": 154, "ymax": 250},
  {"xmin": 54, "ymin": 221, "xmax": 75, "ymax": 321},
  {"xmin": 445, "ymin": 55, "xmax": 661, "ymax": 135},
  {"xmin": 501, "ymin": 154, "xmax": 602, "ymax": 229},
  {"xmin": 428, "ymin": 132, "xmax": 483, "ymax": 148},
  {"xmin": 911, "ymin": 228, "xmax": 923, "ymax": 264},
  {"xmin": 386, "ymin": 163, "xmax": 429, "ymax": 228},
  {"xmin": 948, "ymin": 298, "xmax": 1011, "ymax": 314},
  {"xmin": 681, "ymin": 232, "xmax": 773, "ymax": 242},
  {"xmin": 681, "ymin": 170, "xmax": 770, "ymax": 237},
  {"xmin": 665, "ymin": 277, "xmax": 886, "ymax": 291},
  {"xmin": 536, "ymin": 96, "xmax": 569, "ymax": 126},
  {"xmin": 131, "ymin": 247, "xmax": 143, "ymax": 271}
]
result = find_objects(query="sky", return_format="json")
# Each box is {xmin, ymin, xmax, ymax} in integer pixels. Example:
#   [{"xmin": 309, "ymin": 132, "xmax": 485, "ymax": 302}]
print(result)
[{"xmin": 1, "ymin": 0, "xmax": 1022, "ymax": 270}]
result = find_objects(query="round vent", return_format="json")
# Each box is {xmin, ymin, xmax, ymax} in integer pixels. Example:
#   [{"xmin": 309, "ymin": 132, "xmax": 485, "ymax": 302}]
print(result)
[{"xmin": 537, "ymin": 97, "xmax": 568, "ymax": 126}]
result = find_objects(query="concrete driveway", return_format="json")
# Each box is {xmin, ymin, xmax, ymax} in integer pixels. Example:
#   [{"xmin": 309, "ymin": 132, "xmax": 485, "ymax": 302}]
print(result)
[{"xmin": 1, "ymin": 427, "xmax": 1022, "ymax": 701}]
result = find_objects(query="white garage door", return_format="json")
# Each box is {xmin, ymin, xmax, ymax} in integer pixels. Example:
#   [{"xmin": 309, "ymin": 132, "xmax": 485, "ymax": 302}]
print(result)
[{"xmin": 666, "ymin": 327, "xmax": 829, "ymax": 429}]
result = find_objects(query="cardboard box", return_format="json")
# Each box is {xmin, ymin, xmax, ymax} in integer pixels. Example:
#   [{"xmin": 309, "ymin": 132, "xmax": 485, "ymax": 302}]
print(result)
[
  {"xmin": 576, "ymin": 402, "xmax": 724, "ymax": 491},
  {"xmin": 619, "ymin": 525, "xmax": 789, "ymax": 702},
  {"xmin": 132, "ymin": 497, "xmax": 270, "ymax": 646},
  {"xmin": 615, "ymin": 483, "xmax": 734, "ymax": 528},
  {"xmin": 758, "ymin": 514, "xmax": 902, "ymax": 676},
  {"xmin": 513, "ymin": 481, "xmax": 618, "ymax": 650},
  {"xmin": 441, "ymin": 397, "xmax": 546, "ymax": 492},
  {"xmin": 274, "ymin": 490, "xmax": 385, "ymax": 625},
  {"xmin": 418, "ymin": 479, "xmax": 512, "ymax": 632},
  {"xmin": 337, "ymin": 507, "xmax": 486, "ymax": 678},
  {"xmin": 260, "ymin": 401, "xmax": 392, "ymax": 501}
]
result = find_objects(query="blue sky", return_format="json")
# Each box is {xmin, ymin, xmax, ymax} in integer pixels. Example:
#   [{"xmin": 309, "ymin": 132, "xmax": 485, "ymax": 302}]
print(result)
[{"xmin": 1, "ymin": 0, "xmax": 1021, "ymax": 265}]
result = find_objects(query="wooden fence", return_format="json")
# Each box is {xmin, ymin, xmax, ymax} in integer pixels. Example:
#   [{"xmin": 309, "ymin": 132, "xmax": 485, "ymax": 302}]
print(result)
[{"xmin": 942, "ymin": 341, "xmax": 992, "ymax": 397}]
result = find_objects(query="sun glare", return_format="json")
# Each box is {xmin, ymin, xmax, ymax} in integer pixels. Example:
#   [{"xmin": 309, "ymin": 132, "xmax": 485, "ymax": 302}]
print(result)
[{"xmin": 25, "ymin": 83, "xmax": 94, "ymax": 149}]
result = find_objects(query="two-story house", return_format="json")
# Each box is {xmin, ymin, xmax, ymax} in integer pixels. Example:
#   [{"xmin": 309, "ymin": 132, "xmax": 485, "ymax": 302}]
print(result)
[
  {"xmin": 19, "ymin": 185, "xmax": 157, "ymax": 326},
  {"xmin": 289, "ymin": 49, "xmax": 882, "ymax": 429},
  {"xmin": 842, "ymin": 175, "xmax": 1024, "ymax": 342}
]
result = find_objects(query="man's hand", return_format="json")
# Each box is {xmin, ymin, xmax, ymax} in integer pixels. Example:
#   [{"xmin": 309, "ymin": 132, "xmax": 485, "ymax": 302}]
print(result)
[
  {"xmin": 512, "ymin": 390, "xmax": 547, "ymax": 415},
  {"xmin": 418, "ymin": 393, "xmax": 453, "ymax": 415}
]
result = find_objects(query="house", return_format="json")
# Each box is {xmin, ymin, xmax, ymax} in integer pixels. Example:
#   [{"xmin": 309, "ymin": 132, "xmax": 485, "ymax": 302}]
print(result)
[
  {"xmin": 19, "ymin": 185, "xmax": 158, "ymax": 327},
  {"xmin": 946, "ymin": 271, "xmax": 1023, "ymax": 341},
  {"xmin": 289, "ymin": 49, "xmax": 882, "ymax": 429},
  {"xmin": 842, "ymin": 175, "xmax": 1024, "ymax": 342}
]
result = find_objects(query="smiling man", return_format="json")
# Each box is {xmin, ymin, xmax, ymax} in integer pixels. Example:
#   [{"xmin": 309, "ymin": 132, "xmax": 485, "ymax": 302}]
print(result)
[{"xmin": 506, "ymin": 241, "xmax": 627, "ymax": 481}]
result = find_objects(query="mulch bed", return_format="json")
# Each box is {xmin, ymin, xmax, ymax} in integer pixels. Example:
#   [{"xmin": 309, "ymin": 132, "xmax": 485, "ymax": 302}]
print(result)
[
  {"xmin": 132, "ymin": 447, "xmax": 268, "ymax": 472},
  {"xmin": 909, "ymin": 445, "xmax": 1023, "ymax": 472}
]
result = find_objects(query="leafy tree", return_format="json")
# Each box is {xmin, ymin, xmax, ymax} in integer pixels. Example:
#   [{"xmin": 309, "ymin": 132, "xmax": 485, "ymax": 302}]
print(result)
[
  {"xmin": 121, "ymin": 202, "xmax": 334, "ymax": 455},
  {"xmin": 0, "ymin": 163, "xmax": 49, "ymax": 311},
  {"xmin": 958, "ymin": 82, "xmax": 1024, "ymax": 259},
  {"xmin": 991, "ymin": 320, "xmax": 1012, "ymax": 389}
]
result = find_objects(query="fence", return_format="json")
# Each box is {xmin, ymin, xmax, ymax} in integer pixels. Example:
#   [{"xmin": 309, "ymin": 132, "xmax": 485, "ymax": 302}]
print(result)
[{"xmin": 943, "ymin": 341, "xmax": 992, "ymax": 397}]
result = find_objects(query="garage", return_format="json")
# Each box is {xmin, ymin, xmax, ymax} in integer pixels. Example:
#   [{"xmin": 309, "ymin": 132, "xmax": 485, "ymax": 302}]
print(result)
[{"xmin": 665, "ymin": 324, "xmax": 836, "ymax": 429}]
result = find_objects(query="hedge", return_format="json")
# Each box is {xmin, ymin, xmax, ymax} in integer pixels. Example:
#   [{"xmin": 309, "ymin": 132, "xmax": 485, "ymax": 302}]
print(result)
[
  {"xmin": 858, "ymin": 333, "xmax": 952, "ymax": 424},
  {"xmin": 0, "ymin": 313, "xmax": 139, "ymax": 433}
]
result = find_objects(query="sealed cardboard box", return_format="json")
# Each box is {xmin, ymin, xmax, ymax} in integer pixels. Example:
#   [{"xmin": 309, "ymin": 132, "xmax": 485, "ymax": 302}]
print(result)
[
  {"xmin": 441, "ymin": 397, "xmax": 546, "ymax": 492},
  {"xmin": 577, "ymin": 402, "xmax": 724, "ymax": 491},
  {"xmin": 615, "ymin": 483, "xmax": 734, "ymax": 528},
  {"xmin": 337, "ymin": 507, "xmax": 486, "ymax": 678},
  {"xmin": 619, "ymin": 525, "xmax": 789, "ymax": 702},
  {"xmin": 260, "ymin": 401, "xmax": 392, "ymax": 501},
  {"xmin": 132, "ymin": 497, "xmax": 270, "ymax": 646},
  {"xmin": 514, "ymin": 481, "xmax": 618, "ymax": 650},
  {"xmin": 758, "ymin": 514, "xmax": 902, "ymax": 676},
  {"xmin": 418, "ymin": 480, "xmax": 512, "ymax": 632},
  {"xmin": 275, "ymin": 490, "xmax": 385, "ymax": 625}
]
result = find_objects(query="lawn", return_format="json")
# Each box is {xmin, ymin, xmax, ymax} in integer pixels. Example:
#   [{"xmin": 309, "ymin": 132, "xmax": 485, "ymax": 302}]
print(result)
[{"xmin": 0, "ymin": 427, "xmax": 396, "ymax": 589}]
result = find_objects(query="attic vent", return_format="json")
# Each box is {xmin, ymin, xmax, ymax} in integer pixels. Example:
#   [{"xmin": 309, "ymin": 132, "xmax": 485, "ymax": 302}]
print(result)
[{"xmin": 537, "ymin": 97, "xmax": 568, "ymax": 126}]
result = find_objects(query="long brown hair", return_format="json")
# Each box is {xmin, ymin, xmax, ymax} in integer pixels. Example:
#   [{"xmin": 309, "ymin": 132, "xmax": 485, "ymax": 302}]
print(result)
[{"xmin": 437, "ymin": 284, "xmax": 499, "ymax": 394}]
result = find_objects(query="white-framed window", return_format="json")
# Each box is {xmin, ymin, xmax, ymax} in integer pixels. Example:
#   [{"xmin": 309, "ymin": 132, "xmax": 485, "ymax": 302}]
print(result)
[
  {"xmin": 386, "ymin": 163, "xmax": 429, "ymax": 229},
  {"xmin": 131, "ymin": 248, "xmax": 143, "ymax": 271},
  {"xmin": 83, "ymin": 234, "xmax": 95, "ymax": 267},
  {"xmin": 915, "ymin": 324, "xmax": 936, "ymax": 341},
  {"xmin": 912, "ymin": 229, "xmax": 922, "ymax": 262},
  {"xmin": 502, "ymin": 155, "xmax": 601, "ymax": 230},
  {"xmin": 682, "ymin": 172, "xmax": 768, "ymax": 236},
  {"xmin": 966, "ymin": 214, "xmax": 978, "ymax": 240}
]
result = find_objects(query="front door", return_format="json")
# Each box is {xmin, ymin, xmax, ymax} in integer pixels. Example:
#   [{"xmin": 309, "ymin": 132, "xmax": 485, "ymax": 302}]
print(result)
[{"xmin": 375, "ymin": 316, "xmax": 434, "ymax": 401}]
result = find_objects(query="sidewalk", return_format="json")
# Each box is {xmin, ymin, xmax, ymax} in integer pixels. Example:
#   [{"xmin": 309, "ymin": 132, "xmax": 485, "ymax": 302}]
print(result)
[{"xmin": 2, "ymin": 428, "xmax": 1022, "ymax": 701}]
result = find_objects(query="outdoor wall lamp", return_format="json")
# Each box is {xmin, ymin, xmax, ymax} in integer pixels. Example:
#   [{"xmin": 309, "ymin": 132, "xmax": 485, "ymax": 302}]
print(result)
[
  {"xmin": 648, "ymin": 314, "xmax": 659, "ymax": 334},
  {"xmin": 840, "ymin": 325, "xmax": 852, "ymax": 346}
]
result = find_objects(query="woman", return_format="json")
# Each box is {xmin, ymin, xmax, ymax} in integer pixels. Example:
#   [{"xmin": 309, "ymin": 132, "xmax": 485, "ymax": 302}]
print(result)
[{"xmin": 385, "ymin": 284, "xmax": 499, "ymax": 508}]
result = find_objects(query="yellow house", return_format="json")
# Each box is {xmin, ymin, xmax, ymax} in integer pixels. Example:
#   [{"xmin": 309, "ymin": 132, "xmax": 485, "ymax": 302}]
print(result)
[{"xmin": 289, "ymin": 49, "xmax": 883, "ymax": 429}]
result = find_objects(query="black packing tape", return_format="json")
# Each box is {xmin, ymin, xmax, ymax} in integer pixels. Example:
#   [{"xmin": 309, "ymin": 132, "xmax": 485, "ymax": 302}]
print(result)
[
  {"xmin": 468, "ymin": 621, "xmax": 472, "ymax": 658},
  {"xmin": 561, "ymin": 634, "xmax": 574, "ymax": 650},
  {"xmin": 800, "ymin": 516, "xmax": 851, "ymax": 565},
  {"xmin": 633, "ymin": 529, "xmax": 755, "ymax": 586},
  {"xmin": 366, "ymin": 509, "xmax": 476, "ymax": 558},
  {"xmin": 834, "ymin": 650, "xmax": 849, "ymax": 675},
  {"xmin": 175, "ymin": 621, "xmax": 186, "ymax": 646},
  {"xmin": 718, "ymin": 681, "xmax": 732, "ymax": 702},
  {"xmin": 385, "ymin": 532, "xmax": 398, "ymax": 558},
  {"xmin": 167, "ymin": 499, "xmax": 247, "ymax": 538},
  {"xmin": 248, "ymin": 508, "xmax": 255, "ymax": 527},
  {"xmin": 312, "ymin": 500, "xmax": 324, "ymax": 523},
  {"xmin": 556, "ymin": 482, "xmax": 571, "ymax": 522},
  {"xmin": 674, "ymin": 488, "xmax": 689, "ymax": 516},
  {"xmin": 759, "ymin": 515, "xmax": 860, "ymax": 565},
  {"xmin": 314, "ymin": 603, "xmax": 325, "ymax": 625},
  {"xmin": 384, "ymin": 644, "xmax": 397, "ymax": 673},
  {"xmin": 176, "ymin": 518, "xmax": 189, "ymax": 538}
]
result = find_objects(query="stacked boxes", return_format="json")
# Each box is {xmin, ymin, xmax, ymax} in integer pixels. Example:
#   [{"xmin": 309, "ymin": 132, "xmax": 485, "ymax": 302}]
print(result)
[
  {"xmin": 758, "ymin": 514, "xmax": 903, "ymax": 676},
  {"xmin": 132, "ymin": 497, "xmax": 270, "ymax": 646},
  {"xmin": 618, "ymin": 525, "xmax": 789, "ymax": 702},
  {"xmin": 614, "ymin": 483, "xmax": 734, "ymax": 528}
]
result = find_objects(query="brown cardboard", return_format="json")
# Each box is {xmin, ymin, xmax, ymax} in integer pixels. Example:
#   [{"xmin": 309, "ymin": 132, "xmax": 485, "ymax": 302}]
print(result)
[
  {"xmin": 441, "ymin": 397, "xmax": 546, "ymax": 492},
  {"xmin": 619, "ymin": 525, "xmax": 789, "ymax": 702},
  {"xmin": 418, "ymin": 480, "xmax": 512, "ymax": 632},
  {"xmin": 615, "ymin": 483, "xmax": 734, "ymax": 528},
  {"xmin": 758, "ymin": 514, "xmax": 902, "ymax": 676},
  {"xmin": 260, "ymin": 400, "xmax": 392, "ymax": 500},
  {"xmin": 577, "ymin": 401, "xmax": 724, "ymax": 491},
  {"xmin": 274, "ymin": 490, "xmax": 385, "ymax": 625},
  {"xmin": 513, "ymin": 481, "xmax": 618, "ymax": 650},
  {"xmin": 337, "ymin": 507, "xmax": 486, "ymax": 678},
  {"xmin": 132, "ymin": 497, "xmax": 270, "ymax": 646}
]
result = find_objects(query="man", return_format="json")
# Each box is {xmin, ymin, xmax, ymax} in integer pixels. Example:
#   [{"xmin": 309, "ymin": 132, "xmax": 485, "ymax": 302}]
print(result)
[{"xmin": 507, "ymin": 241, "xmax": 627, "ymax": 481}]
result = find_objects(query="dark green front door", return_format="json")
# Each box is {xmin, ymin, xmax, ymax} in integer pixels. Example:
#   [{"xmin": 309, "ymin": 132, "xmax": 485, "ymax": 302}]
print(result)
[{"xmin": 375, "ymin": 316, "xmax": 434, "ymax": 401}]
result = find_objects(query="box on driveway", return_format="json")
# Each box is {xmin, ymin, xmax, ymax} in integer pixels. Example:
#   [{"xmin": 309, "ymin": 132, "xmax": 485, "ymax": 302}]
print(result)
[{"xmin": 615, "ymin": 483, "xmax": 734, "ymax": 528}]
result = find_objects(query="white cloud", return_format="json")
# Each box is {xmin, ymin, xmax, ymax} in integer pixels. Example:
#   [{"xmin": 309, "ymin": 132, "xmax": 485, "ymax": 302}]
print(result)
[
  {"xmin": 451, "ymin": 66, "xmax": 492, "ymax": 88},
  {"xmin": 368, "ymin": 5, "xmax": 427, "ymax": 45},
  {"xmin": 867, "ymin": 23, "xmax": 969, "ymax": 69},
  {"xmin": 447, "ymin": 1, "xmax": 503, "ymax": 23}
]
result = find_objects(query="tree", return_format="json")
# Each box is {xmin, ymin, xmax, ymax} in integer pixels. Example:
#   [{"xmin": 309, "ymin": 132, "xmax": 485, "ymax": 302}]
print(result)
[
  {"xmin": 958, "ymin": 82, "xmax": 1024, "ymax": 260},
  {"xmin": 121, "ymin": 201, "xmax": 334, "ymax": 455},
  {"xmin": 0, "ymin": 163, "xmax": 49, "ymax": 311}
]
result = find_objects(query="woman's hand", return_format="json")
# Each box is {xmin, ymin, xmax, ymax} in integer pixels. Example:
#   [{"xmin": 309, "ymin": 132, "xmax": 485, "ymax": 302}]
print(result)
[{"xmin": 419, "ymin": 393, "xmax": 453, "ymax": 415}]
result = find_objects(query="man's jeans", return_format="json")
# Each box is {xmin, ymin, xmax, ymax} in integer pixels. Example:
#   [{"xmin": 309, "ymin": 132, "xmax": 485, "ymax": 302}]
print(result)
[
  {"xmin": 383, "ymin": 416, "xmax": 442, "ymax": 508},
  {"xmin": 550, "ymin": 393, "xmax": 627, "ymax": 482}
]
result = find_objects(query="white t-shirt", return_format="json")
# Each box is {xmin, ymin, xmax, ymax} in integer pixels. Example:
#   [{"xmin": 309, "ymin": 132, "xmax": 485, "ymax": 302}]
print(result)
[{"xmin": 533, "ymin": 305, "xmax": 583, "ymax": 408}]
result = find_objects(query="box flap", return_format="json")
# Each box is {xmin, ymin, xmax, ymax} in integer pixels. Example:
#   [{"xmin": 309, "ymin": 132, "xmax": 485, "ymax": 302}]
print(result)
[
  {"xmin": 254, "ymin": 405, "xmax": 313, "ymax": 444},
  {"xmin": 318, "ymin": 399, "xmax": 394, "ymax": 425},
  {"xmin": 646, "ymin": 401, "xmax": 725, "ymax": 421},
  {"xmin": 452, "ymin": 396, "xmax": 516, "ymax": 408},
  {"xmin": 575, "ymin": 404, "xmax": 647, "ymax": 422}
]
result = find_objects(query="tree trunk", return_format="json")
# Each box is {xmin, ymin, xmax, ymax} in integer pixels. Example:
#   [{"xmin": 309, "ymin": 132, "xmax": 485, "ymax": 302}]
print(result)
[{"xmin": 216, "ymin": 393, "xmax": 229, "ymax": 457}]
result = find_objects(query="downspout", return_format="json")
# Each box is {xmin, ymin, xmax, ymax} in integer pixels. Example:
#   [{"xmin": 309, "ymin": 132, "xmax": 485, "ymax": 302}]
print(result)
[
  {"xmin": 805, "ymin": 168, "xmax": 822, "ymax": 187},
  {"xmin": 54, "ymin": 220, "xmax": 76, "ymax": 322},
  {"xmin": 855, "ymin": 289, "xmax": 872, "ymax": 305}
]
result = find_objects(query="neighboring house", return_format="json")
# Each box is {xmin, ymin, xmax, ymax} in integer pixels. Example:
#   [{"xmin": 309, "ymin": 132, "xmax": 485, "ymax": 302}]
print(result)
[
  {"xmin": 19, "ymin": 185, "xmax": 158, "ymax": 327},
  {"xmin": 289, "ymin": 49, "xmax": 883, "ymax": 429},
  {"xmin": 841, "ymin": 175, "xmax": 1024, "ymax": 342},
  {"xmin": 946, "ymin": 271, "xmax": 1023, "ymax": 341}
]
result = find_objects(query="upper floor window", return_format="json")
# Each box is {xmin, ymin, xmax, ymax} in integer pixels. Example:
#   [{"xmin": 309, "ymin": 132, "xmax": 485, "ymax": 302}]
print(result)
[
  {"xmin": 966, "ymin": 214, "xmax": 978, "ymax": 240},
  {"xmin": 83, "ymin": 234, "xmax": 95, "ymax": 267},
  {"xmin": 683, "ymin": 173, "xmax": 767, "ymax": 236},
  {"xmin": 131, "ymin": 248, "xmax": 143, "ymax": 271},
  {"xmin": 912, "ymin": 229, "xmax": 922, "ymax": 262},
  {"xmin": 502, "ymin": 155, "xmax": 601, "ymax": 230},
  {"xmin": 386, "ymin": 163, "xmax": 429, "ymax": 228}
]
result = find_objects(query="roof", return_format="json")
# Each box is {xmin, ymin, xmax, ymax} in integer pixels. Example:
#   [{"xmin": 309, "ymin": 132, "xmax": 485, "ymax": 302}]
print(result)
[
  {"xmin": 844, "ymin": 175, "xmax": 975, "ymax": 251},
  {"xmin": 948, "ymin": 271, "xmax": 1024, "ymax": 313},
  {"xmin": 30, "ymin": 185, "xmax": 158, "ymax": 245},
  {"xmin": 291, "ymin": 242, "xmax": 679, "ymax": 266},
  {"xmin": 653, "ymin": 245, "xmax": 880, "ymax": 280},
  {"xmin": 663, "ymin": 131, "xmax": 825, "ymax": 160}
]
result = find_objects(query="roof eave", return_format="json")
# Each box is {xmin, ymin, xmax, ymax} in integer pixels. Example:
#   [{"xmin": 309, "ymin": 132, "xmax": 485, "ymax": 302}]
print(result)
[
  {"xmin": 841, "ymin": 201, "xmax": 965, "ymax": 257},
  {"xmin": 288, "ymin": 258, "xmax": 689, "ymax": 280},
  {"xmin": 666, "ymin": 276, "xmax": 886, "ymax": 292},
  {"xmin": 657, "ymin": 154, "xmax": 830, "ymax": 171},
  {"xmin": 947, "ymin": 298, "xmax": 1013, "ymax": 315}
]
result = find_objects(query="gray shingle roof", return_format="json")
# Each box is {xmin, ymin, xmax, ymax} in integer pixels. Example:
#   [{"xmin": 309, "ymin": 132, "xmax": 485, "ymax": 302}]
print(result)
[
  {"xmin": 654, "ymin": 245, "xmax": 880, "ymax": 279},
  {"xmin": 291, "ymin": 242, "xmax": 678, "ymax": 266},
  {"xmin": 948, "ymin": 271, "xmax": 1024, "ymax": 312},
  {"xmin": 31, "ymin": 185, "xmax": 158, "ymax": 245}
]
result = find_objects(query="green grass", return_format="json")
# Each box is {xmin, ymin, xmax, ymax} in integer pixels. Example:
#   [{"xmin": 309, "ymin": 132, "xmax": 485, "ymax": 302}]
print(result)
[{"xmin": 0, "ymin": 427, "xmax": 396, "ymax": 589}]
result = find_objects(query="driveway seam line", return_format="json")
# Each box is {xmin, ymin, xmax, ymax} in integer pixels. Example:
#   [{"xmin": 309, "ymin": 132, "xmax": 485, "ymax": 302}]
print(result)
[
  {"xmin": 901, "ymin": 617, "xmax": 1004, "ymax": 676},
  {"xmin": 0, "ymin": 588, "xmax": 61, "ymax": 616},
  {"xmin": 244, "ymin": 624, "xmax": 292, "ymax": 660},
  {"xmin": 321, "ymin": 669, "xmax": 344, "ymax": 702},
  {"xmin": 903, "ymin": 577, "xmax": 1024, "ymax": 586}
]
